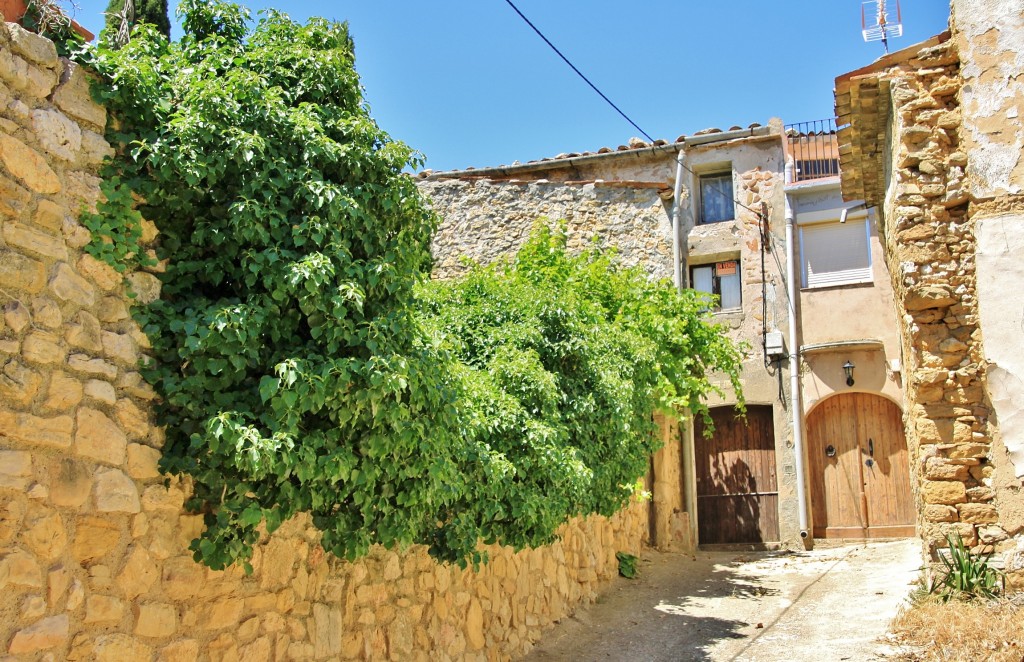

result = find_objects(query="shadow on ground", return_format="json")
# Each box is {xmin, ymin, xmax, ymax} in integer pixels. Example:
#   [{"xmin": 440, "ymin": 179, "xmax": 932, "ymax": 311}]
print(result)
[{"xmin": 526, "ymin": 552, "xmax": 788, "ymax": 661}]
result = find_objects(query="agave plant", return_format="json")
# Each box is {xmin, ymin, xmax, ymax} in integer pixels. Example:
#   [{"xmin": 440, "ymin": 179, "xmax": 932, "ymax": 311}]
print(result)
[{"xmin": 930, "ymin": 532, "xmax": 1004, "ymax": 601}]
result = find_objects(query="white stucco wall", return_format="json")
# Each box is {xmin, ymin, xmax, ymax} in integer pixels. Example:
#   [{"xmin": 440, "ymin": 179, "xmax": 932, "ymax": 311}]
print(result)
[{"xmin": 976, "ymin": 213, "xmax": 1024, "ymax": 478}]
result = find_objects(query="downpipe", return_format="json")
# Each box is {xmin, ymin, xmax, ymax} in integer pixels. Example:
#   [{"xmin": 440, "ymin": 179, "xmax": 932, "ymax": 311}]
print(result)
[{"xmin": 784, "ymin": 158, "xmax": 811, "ymax": 541}]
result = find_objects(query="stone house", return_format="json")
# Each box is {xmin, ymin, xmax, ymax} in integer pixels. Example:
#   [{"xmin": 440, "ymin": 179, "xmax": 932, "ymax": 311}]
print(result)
[
  {"xmin": 834, "ymin": 0, "xmax": 1024, "ymax": 582},
  {"xmin": 420, "ymin": 114, "xmax": 914, "ymax": 552}
]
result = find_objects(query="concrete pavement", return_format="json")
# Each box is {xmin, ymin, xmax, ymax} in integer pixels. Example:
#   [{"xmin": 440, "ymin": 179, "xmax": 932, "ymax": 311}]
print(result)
[{"xmin": 524, "ymin": 539, "xmax": 922, "ymax": 661}]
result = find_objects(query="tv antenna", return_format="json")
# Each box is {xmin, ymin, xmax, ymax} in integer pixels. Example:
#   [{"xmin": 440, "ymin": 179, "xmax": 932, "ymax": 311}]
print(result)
[{"xmin": 862, "ymin": 0, "xmax": 903, "ymax": 53}]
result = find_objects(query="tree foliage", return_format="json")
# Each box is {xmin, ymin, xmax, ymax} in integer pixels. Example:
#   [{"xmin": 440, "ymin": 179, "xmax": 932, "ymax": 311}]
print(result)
[
  {"xmin": 104, "ymin": 0, "xmax": 171, "ymax": 41},
  {"xmin": 81, "ymin": 1, "xmax": 744, "ymax": 570},
  {"xmin": 418, "ymin": 224, "xmax": 744, "ymax": 557}
]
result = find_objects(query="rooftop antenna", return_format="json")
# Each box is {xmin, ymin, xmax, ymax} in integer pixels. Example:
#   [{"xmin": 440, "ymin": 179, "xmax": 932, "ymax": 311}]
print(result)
[{"xmin": 862, "ymin": 0, "xmax": 903, "ymax": 54}]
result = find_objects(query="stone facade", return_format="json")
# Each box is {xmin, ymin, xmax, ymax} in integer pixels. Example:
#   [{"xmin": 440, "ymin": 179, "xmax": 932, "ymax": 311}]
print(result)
[
  {"xmin": 0, "ymin": 19, "xmax": 668, "ymax": 660},
  {"xmin": 836, "ymin": 0, "xmax": 1024, "ymax": 584}
]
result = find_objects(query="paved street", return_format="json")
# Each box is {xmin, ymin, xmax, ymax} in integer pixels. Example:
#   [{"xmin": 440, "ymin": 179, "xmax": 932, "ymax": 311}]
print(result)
[{"xmin": 525, "ymin": 539, "xmax": 921, "ymax": 661}]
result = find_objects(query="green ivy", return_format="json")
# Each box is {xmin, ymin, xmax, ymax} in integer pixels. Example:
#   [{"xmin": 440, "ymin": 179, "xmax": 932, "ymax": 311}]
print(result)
[{"xmin": 79, "ymin": 1, "xmax": 744, "ymax": 570}]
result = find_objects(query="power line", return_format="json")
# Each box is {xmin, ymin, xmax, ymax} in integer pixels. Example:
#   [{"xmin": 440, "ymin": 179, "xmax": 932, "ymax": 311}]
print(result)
[
  {"xmin": 500, "ymin": 0, "xmax": 764, "ymax": 221},
  {"xmin": 501, "ymin": 0, "xmax": 654, "ymax": 143}
]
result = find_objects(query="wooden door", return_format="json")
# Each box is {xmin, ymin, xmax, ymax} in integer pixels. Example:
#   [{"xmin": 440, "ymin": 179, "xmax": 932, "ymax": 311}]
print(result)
[
  {"xmin": 695, "ymin": 405, "xmax": 779, "ymax": 544},
  {"xmin": 807, "ymin": 393, "xmax": 915, "ymax": 538}
]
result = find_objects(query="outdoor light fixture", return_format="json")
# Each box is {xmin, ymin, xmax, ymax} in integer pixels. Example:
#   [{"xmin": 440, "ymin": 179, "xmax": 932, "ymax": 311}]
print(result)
[{"xmin": 843, "ymin": 360, "xmax": 856, "ymax": 387}]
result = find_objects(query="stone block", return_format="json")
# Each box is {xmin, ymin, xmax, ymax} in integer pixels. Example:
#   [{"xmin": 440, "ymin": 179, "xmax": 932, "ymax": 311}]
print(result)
[
  {"xmin": 7, "ymin": 614, "xmax": 69, "ymax": 654},
  {"xmin": 157, "ymin": 639, "xmax": 199, "ymax": 662},
  {"xmin": 42, "ymin": 371, "xmax": 84, "ymax": 413},
  {"xmin": 8, "ymin": 23, "xmax": 58, "ymax": 68},
  {"xmin": 923, "ymin": 503, "xmax": 958, "ymax": 522},
  {"xmin": 0, "ymin": 48, "xmax": 56, "ymax": 99},
  {"xmin": 126, "ymin": 443, "xmax": 161, "ymax": 479},
  {"xmin": 0, "ymin": 548, "xmax": 43, "ymax": 589},
  {"xmin": 31, "ymin": 108, "xmax": 83, "ymax": 163},
  {"xmin": 47, "ymin": 564, "xmax": 70, "ymax": 605},
  {"xmin": 312, "ymin": 603, "xmax": 342, "ymax": 658},
  {"xmin": 238, "ymin": 636, "xmax": 271, "ymax": 662},
  {"xmin": 84, "ymin": 594, "xmax": 126, "ymax": 624},
  {"xmin": 200, "ymin": 598, "xmax": 243, "ymax": 631},
  {"xmin": 53, "ymin": 61, "xmax": 107, "ymax": 129},
  {"xmin": 102, "ymin": 331, "xmax": 138, "ymax": 365},
  {"xmin": 78, "ymin": 254, "xmax": 121, "ymax": 291},
  {"xmin": 0, "ymin": 358, "xmax": 42, "ymax": 407},
  {"xmin": 0, "ymin": 134, "xmax": 61, "ymax": 194},
  {"xmin": 0, "ymin": 174, "xmax": 32, "ymax": 217},
  {"xmin": 81, "ymin": 129, "xmax": 114, "ymax": 165},
  {"xmin": 93, "ymin": 466, "xmax": 140, "ymax": 513},
  {"xmin": 117, "ymin": 545, "xmax": 158, "ymax": 600},
  {"xmin": 4, "ymin": 300, "xmax": 31, "ymax": 333},
  {"xmin": 66, "ymin": 310, "xmax": 103, "ymax": 352},
  {"xmin": 466, "ymin": 598, "xmax": 485, "ymax": 650},
  {"xmin": 0, "ymin": 449, "xmax": 32, "ymax": 485},
  {"xmin": 51, "ymin": 458, "xmax": 93, "ymax": 507},
  {"xmin": 50, "ymin": 262, "xmax": 97, "ymax": 307},
  {"xmin": 92, "ymin": 633, "xmax": 152, "ymax": 662},
  {"xmin": 0, "ymin": 249, "xmax": 47, "ymax": 293},
  {"xmin": 84, "ymin": 379, "xmax": 116, "ymax": 405},
  {"xmin": 957, "ymin": 502, "xmax": 999, "ymax": 524},
  {"xmin": 97, "ymin": 296, "xmax": 130, "ymax": 323},
  {"xmin": 945, "ymin": 443, "xmax": 989, "ymax": 460},
  {"xmin": 22, "ymin": 330, "xmax": 63, "ymax": 365},
  {"xmin": 126, "ymin": 272, "xmax": 162, "ymax": 304},
  {"xmin": 22, "ymin": 510, "xmax": 66, "ymax": 561},
  {"xmin": 34, "ymin": 200, "xmax": 67, "ymax": 233},
  {"xmin": 115, "ymin": 399, "xmax": 150, "ymax": 440},
  {"xmin": 135, "ymin": 602, "xmax": 177, "ymax": 638},
  {"xmin": 0, "ymin": 410, "xmax": 74, "ymax": 449},
  {"xmin": 161, "ymin": 556, "xmax": 204, "ymax": 601},
  {"xmin": 924, "ymin": 458, "xmax": 970, "ymax": 481},
  {"xmin": 905, "ymin": 284, "xmax": 957, "ymax": 311},
  {"xmin": 67, "ymin": 354, "xmax": 118, "ymax": 379},
  {"xmin": 140, "ymin": 484, "xmax": 184, "ymax": 512},
  {"xmin": 2, "ymin": 223, "xmax": 68, "ymax": 260},
  {"xmin": 72, "ymin": 515, "xmax": 120, "ymax": 564},
  {"xmin": 921, "ymin": 480, "xmax": 967, "ymax": 505},
  {"xmin": 75, "ymin": 408, "xmax": 127, "ymax": 465},
  {"xmin": 31, "ymin": 296, "xmax": 62, "ymax": 328},
  {"xmin": 21, "ymin": 594, "xmax": 45, "ymax": 620}
]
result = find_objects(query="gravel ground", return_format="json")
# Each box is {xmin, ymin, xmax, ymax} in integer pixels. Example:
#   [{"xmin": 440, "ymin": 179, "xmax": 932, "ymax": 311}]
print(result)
[{"xmin": 524, "ymin": 539, "xmax": 921, "ymax": 662}]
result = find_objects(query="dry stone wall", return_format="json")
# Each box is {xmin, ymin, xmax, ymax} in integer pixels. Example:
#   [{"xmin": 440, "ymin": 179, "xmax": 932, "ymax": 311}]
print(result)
[
  {"xmin": 862, "ymin": 32, "xmax": 1024, "ymax": 582},
  {"xmin": 0, "ymin": 19, "xmax": 656, "ymax": 660},
  {"xmin": 422, "ymin": 179, "xmax": 673, "ymax": 281}
]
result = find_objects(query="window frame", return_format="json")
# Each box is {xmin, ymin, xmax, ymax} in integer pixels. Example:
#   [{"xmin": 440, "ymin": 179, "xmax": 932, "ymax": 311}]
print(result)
[
  {"xmin": 798, "ymin": 215, "xmax": 873, "ymax": 289},
  {"xmin": 698, "ymin": 171, "xmax": 736, "ymax": 225},
  {"xmin": 690, "ymin": 260, "xmax": 742, "ymax": 312}
]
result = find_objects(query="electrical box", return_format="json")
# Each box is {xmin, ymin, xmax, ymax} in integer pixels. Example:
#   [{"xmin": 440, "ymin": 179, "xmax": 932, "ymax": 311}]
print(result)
[{"xmin": 765, "ymin": 331, "xmax": 786, "ymax": 357}]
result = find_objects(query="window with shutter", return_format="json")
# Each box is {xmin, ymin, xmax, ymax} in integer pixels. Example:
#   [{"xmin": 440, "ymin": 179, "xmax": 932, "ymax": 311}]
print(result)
[{"xmin": 799, "ymin": 218, "xmax": 873, "ymax": 288}]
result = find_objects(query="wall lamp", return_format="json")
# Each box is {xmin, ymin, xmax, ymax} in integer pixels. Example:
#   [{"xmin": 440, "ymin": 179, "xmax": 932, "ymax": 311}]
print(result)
[{"xmin": 843, "ymin": 360, "xmax": 856, "ymax": 387}]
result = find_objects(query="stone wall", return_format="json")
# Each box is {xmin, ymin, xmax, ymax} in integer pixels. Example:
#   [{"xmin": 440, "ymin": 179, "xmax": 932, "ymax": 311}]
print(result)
[
  {"xmin": 0, "ymin": 20, "xmax": 664, "ymax": 660},
  {"xmin": 836, "ymin": 5, "xmax": 1024, "ymax": 584},
  {"xmin": 422, "ymin": 179, "xmax": 673, "ymax": 281}
]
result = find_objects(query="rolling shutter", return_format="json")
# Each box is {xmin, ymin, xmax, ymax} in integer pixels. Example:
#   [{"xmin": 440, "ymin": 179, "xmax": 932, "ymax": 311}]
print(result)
[{"xmin": 800, "ymin": 219, "xmax": 872, "ymax": 288}]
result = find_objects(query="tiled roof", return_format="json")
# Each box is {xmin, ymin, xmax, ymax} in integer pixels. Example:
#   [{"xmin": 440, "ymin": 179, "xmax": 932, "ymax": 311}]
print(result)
[{"xmin": 419, "ymin": 123, "xmax": 766, "ymax": 179}]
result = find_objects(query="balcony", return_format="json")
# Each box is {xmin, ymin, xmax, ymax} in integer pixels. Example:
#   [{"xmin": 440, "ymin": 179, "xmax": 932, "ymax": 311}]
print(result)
[{"xmin": 785, "ymin": 119, "xmax": 839, "ymax": 183}]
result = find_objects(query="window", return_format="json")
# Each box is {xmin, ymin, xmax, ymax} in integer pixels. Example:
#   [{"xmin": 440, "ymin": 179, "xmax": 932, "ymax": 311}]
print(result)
[
  {"xmin": 799, "ymin": 217, "xmax": 872, "ymax": 288},
  {"xmin": 691, "ymin": 260, "xmax": 741, "ymax": 311},
  {"xmin": 699, "ymin": 172, "xmax": 735, "ymax": 224},
  {"xmin": 796, "ymin": 158, "xmax": 840, "ymax": 179}
]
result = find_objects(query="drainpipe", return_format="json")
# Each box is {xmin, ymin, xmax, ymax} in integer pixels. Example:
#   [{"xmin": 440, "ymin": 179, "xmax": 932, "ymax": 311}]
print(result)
[
  {"xmin": 671, "ymin": 149, "xmax": 698, "ymax": 545},
  {"xmin": 784, "ymin": 158, "xmax": 810, "ymax": 541},
  {"xmin": 671, "ymin": 151, "xmax": 685, "ymax": 291}
]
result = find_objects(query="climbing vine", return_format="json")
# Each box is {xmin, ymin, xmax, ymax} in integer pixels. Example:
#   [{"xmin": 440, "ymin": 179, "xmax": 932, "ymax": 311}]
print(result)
[{"xmin": 81, "ymin": 1, "xmax": 744, "ymax": 570}]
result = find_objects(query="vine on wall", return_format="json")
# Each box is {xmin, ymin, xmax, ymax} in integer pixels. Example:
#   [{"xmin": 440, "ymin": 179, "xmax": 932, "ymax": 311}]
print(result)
[{"xmin": 80, "ymin": 0, "xmax": 744, "ymax": 570}]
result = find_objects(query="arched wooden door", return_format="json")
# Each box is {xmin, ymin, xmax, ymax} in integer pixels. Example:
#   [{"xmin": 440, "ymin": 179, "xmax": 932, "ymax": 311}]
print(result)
[
  {"xmin": 807, "ymin": 393, "xmax": 915, "ymax": 538},
  {"xmin": 694, "ymin": 405, "xmax": 779, "ymax": 544}
]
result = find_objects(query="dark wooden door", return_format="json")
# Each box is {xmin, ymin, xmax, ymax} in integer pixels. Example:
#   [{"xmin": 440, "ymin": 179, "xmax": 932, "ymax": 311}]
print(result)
[
  {"xmin": 807, "ymin": 393, "xmax": 915, "ymax": 538},
  {"xmin": 695, "ymin": 405, "xmax": 779, "ymax": 544}
]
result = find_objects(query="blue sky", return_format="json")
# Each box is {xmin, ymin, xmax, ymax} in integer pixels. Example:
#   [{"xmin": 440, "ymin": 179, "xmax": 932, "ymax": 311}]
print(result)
[{"xmin": 67, "ymin": 1, "xmax": 951, "ymax": 173}]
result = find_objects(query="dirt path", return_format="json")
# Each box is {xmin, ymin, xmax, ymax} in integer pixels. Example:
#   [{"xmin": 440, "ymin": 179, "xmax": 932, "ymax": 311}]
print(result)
[{"xmin": 524, "ymin": 539, "xmax": 921, "ymax": 661}]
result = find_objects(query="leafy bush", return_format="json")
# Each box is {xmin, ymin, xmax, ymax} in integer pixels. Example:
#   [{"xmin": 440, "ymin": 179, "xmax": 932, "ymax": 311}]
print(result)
[
  {"xmin": 616, "ymin": 552, "xmax": 639, "ymax": 579},
  {"xmin": 417, "ymin": 224, "xmax": 744, "ymax": 557},
  {"xmin": 81, "ymin": 1, "xmax": 744, "ymax": 570},
  {"xmin": 930, "ymin": 532, "xmax": 1004, "ymax": 601}
]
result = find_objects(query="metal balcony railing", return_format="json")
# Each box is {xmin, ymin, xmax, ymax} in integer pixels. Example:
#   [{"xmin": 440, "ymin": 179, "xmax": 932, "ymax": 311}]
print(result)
[{"xmin": 785, "ymin": 119, "xmax": 840, "ymax": 182}]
